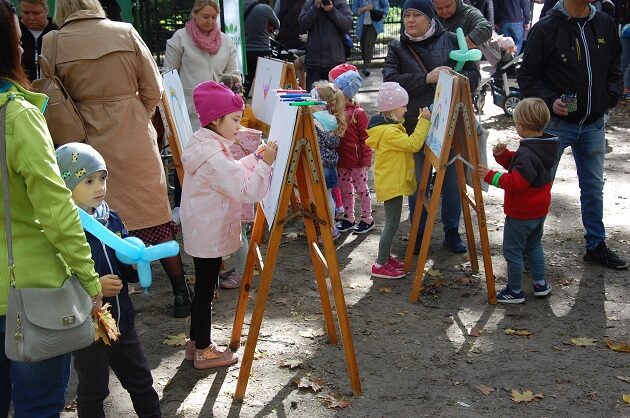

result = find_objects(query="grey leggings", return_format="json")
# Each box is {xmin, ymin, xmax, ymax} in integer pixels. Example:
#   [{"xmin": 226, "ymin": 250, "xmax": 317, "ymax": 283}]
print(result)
[{"xmin": 377, "ymin": 196, "xmax": 403, "ymax": 265}]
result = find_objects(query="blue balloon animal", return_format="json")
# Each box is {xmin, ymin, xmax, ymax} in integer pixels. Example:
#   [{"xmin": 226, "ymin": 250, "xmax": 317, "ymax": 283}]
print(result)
[
  {"xmin": 78, "ymin": 208, "xmax": 180, "ymax": 290},
  {"xmin": 449, "ymin": 28, "xmax": 482, "ymax": 72}
]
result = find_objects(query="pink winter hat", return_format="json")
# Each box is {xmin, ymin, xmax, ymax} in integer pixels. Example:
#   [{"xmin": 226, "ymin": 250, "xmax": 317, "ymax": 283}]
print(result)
[
  {"xmin": 328, "ymin": 63, "xmax": 358, "ymax": 81},
  {"xmin": 377, "ymin": 82, "xmax": 409, "ymax": 112},
  {"xmin": 193, "ymin": 81, "xmax": 245, "ymax": 127}
]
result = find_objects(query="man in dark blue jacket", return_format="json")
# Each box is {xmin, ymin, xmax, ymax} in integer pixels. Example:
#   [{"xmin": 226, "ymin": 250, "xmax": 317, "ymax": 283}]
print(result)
[
  {"xmin": 518, "ymin": 0, "xmax": 627, "ymax": 269},
  {"xmin": 493, "ymin": 0, "xmax": 531, "ymax": 52}
]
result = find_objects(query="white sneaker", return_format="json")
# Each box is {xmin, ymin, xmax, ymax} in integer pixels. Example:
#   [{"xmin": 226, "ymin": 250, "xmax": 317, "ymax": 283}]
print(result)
[{"xmin": 172, "ymin": 207, "xmax": 181, "ymax": 225}]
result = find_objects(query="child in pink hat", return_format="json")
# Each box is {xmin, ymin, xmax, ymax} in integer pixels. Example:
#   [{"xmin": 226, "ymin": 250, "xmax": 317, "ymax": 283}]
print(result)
[
  {"xmin": 366, "ymin": 82, "xmax": 431, "ymax": 279},
  {"xmin": 180, "ymin": 81, "xmax": 278, "ymax": 369}
]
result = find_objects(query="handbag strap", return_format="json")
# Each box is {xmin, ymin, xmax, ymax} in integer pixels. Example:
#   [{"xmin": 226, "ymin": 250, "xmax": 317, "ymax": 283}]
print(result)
[
  {"xmin": 405, "ymin": 44, "xmax": 428, "ymax": 74},
  {"xmin": 0, "ymin": 101, "xmax": 16, "ymax": 288}
]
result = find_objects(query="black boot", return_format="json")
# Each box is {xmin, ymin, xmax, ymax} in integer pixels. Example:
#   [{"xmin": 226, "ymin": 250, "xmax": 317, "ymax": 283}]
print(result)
[{"xmin": 170, "ymin": 278, "xmax": 193, "ymax": 318}]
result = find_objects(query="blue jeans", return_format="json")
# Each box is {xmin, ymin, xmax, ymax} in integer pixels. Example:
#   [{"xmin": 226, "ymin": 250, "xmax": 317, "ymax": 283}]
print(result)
[
  {"xmin": 546, "ymin": 117, "xmax": 606, "ymax": 250},
  {"xmin": 503, "ymin": 217, "xmax": 546, "ymax": 292},
  {"xmin": 0, "ymin": 316, "xmax": 71, "ymax": 418},
  {"xmin": 408, "ymin": 150, "xmax": 461, "ymax": 234},
  {"xmin": 621, "ymin": 36, "xmax": 630, "ymax": 90},
  {"xmin": 500, "ymin": 22, "xmax": 525, "ymax": 53}
]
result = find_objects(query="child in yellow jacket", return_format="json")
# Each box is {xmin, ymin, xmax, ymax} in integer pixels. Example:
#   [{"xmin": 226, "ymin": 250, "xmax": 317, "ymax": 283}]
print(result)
[{"xmin": 366, "ymin": 82, "xmax": 431, "ymax": 279}]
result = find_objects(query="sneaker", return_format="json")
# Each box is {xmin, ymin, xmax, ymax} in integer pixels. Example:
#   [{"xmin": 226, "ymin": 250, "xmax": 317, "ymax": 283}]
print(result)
[
  {"xmin": 193, "ymin": 343, "xmax": 238, "ymax": 369},
  {"xmin": 371, "ymin": 263, "xmax": 405, "ymax": 279},
  {"xmin": 533, "ymin": 282, "xmax": 551, "ymax": 297},
  {"xmin": 362, "ymin": 69, "xmax": 371, "ymax": 77},
  {"xmin": 386, "ymin": 256, "xmax": 405, "ymax": 271},
  {"xmin": 583, "ymin": 242, "xmax": 628, "ymax": 269},
  {"xmin": 171, "ymin": 207, "xmax": 181, "ymax": 225},
  {"xmin": 220, "ymin": 271, "xmax": 242, "ymax": 289},
  {"xmin": 353, "ymin": 220, "xmax": 375, "ymax": 235},
  {"xmin": 337, "ymin": 220, "xmax": 356, "ymax": 232},
  {"xmin": 496, "ymin": 287, "xmax": 525, "ymax": 304},
  {"xmin": 185, "ymin": 339, "xmax": 195, "ymax": 361}
]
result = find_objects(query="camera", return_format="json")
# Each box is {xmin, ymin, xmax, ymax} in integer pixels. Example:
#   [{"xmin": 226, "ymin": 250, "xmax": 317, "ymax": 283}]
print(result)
[{"xmin": 322, "ymin": 0, "xmax": 331, "ymax": 6}]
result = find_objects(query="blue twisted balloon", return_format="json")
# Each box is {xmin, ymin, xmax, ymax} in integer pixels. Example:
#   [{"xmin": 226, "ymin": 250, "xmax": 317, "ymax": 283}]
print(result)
[
  {"xmin": 78, "ymin": 208, "xmax": 180, "ymax": 289},
  {"xmin": 449, "ymin": 28, "xmax": 482, "ymax": 72}
]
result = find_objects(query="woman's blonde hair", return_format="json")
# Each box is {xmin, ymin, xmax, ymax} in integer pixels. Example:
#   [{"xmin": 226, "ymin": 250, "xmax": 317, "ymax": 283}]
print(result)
[
  {"xmin": 513, "ymin": 97, "xmax": 550, "ymax": 132},
  {"xmin": 54, "ymin": 0, "xmax": 104, "ymax": 25},
  {"xmin": 192, "ymin": 0, "xmax": 219, "ymax": 15},
  {"xmin": 313, "ymin": 81, "xmax": 347, "ymax": 137}
]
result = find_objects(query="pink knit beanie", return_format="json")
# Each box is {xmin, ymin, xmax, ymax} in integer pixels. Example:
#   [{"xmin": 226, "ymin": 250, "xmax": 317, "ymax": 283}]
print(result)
[
  {"xmin": 194, "ymin": 81, "xmax": 245, "ymax": 127},
  {"xmin": 377, "ymin": 82, "xmax": 409, "ymax": 112}
]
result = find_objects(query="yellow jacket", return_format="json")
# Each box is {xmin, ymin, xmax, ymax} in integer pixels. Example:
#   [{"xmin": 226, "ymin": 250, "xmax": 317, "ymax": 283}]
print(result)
[{"xmin": 366, "ymin": 116, "xmax": 430, "ymax": 202}]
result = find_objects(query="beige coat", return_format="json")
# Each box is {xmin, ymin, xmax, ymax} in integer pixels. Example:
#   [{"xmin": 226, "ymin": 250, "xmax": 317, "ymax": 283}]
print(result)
[
  {"xmin": 164, "ymin": 28, "xmax": 239, "ymax": 130},
  {"xmin": 41, "ymin": 11, "xmax": 170, "ymax": 231}
]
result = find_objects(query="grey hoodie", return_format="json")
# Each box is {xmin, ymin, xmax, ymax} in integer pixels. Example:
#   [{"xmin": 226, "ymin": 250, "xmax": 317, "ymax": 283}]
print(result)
[{"xmin": 436, "ymin": 0, "xmax": 493, "ymax": 46}]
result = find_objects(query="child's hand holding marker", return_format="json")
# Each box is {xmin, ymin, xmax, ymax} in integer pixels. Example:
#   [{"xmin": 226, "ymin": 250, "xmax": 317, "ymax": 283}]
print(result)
[
  {"xmin": 493, "ymin": 142, "xmax": 507, "ymax": 156},
  {"xmin": 420, "ymin": 107, "xmax": 431, "ymax": 120},
  {"xmin": 255, "ymin": 141, "xmax": 278, "ymax": 165}
]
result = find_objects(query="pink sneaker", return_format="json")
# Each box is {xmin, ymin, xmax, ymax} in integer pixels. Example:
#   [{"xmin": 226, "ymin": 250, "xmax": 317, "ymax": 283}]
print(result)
[
  {"xmin": 387, "ymin": 256, "xmax": 405, "ymax": 271},
  {"xmin": 371, "ymin": 263, "xmax": 405, "ymax": 279},
  {"xmin": 194, "ymin": 343, "xmax": 239, "ymax": 369},
  {"xmin": 185, "ymin": 339, "xmax": 195, "ymax": 361}
]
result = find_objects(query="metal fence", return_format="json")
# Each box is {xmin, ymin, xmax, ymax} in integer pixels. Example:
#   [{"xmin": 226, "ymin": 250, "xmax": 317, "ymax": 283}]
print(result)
[{"xmin": 136, "ymin": 0, "xmax": 404, "ymax": 66}]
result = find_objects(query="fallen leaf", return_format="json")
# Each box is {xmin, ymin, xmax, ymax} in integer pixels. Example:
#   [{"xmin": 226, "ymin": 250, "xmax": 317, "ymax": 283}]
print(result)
[
  {"xmin": 455, "ymin": 276, "xmax": 479, "ymax": 286},
  {"xmin": 378, "ymin": 286, "xmax": 392, "ymax": 294},
  {"xmin": 292, "ymin": 376, "xmax": 326, "ymax": 392},
  {"xmin": 162, "ymin": 333, "xmax": 188, "ymax": 347},
  {"xmin": 93, "ymin": 303, "xmax": 120, "ymax": 346},
  {"xmin": 624, "ymin": 394, "xmax": 630, "ymax": 405},
  {"xmin": 319, "ymin": 392, "xmax": 350, "ymax": 409},
  {"xmin": 606, "ymin": 339, "xmax": 630, "ymax": 353},
  {"xmin": 253, "ymin": 349, "xmax": 267, "ymax": 359},
  {"xmin": 427, "ymin": 269, "xmax": 441, "ymax": 277},
  {"xmin": 279, "ymin": 359, "xmax": 303, "ymax": 369},
  {"xmin": 504, "ymin": 328, "xmax": 533, "ymax": 337},
  {"xmin": 571, "ymin": 337, "xmax": 599, "ymax": 347},
  {"xmin": 477, "ymin": 385, "xmax": 495, "ymax": 395},
  {"xmin": 616, "ymin": 376, "xmax": 630, "ymax": 383},
  {"xmin": 468, "ymin": 327, "xmax": 481, "ymax": 337},
  {"xmin": 511, "ymin": 389, "xmax": 544, "ymax": 403},
  {"xmin": 299, "ymin": 328, "xmax": 325, "ymax": 339}
]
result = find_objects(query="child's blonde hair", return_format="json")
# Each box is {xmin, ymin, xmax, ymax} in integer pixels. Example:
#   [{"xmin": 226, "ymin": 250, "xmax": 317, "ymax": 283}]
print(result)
[
  {"xmin": 312, "ymin": 81, "xmax": 347, "ymax": 137},
  {"xmin": 513, "ymin": 98, "xmax": 550, "ymax": 133}
]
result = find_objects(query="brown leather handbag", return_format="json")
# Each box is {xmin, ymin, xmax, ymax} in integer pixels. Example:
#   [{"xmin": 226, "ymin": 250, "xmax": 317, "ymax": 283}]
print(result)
[{"xmin": 31, "ymin": 31, "xmax": 87, "ymax": 145}]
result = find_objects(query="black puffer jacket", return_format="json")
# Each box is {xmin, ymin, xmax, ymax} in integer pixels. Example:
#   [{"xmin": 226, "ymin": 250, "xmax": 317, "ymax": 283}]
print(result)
[
  {"xmin": 382, "ymin": 21, "xmax": 480, "ymax": 134},
  {"xmin": 518, "ymin": 2, "xmax": 621, "ymax": 125}
]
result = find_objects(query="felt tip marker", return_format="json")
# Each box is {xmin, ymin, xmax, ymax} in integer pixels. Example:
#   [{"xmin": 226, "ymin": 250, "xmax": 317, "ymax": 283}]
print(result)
[
  {"xmin": 279, "ymin": 93, "xmax": 312, "ymax": 98},
  {"xmin": 289, "ymin": 101, "xmax": 326, "ymax": 106}
]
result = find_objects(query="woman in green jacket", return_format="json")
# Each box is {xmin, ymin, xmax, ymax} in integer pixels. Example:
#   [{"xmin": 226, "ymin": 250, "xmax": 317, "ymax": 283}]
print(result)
[{"xmin": 0, "ymin": 1, "xmax": 102, "ymax": 415}]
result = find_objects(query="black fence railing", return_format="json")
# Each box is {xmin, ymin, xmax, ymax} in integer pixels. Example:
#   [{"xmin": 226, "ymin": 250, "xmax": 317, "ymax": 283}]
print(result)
[{"xmin": 136, "ymin": 0, "xmax": 404, "ymax": 66}]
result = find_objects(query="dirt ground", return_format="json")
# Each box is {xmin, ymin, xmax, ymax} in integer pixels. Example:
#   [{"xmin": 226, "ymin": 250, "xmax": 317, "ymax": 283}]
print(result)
[{"xmin": 61, "ymin": 71, "xmax": 630, "ymax": 417}]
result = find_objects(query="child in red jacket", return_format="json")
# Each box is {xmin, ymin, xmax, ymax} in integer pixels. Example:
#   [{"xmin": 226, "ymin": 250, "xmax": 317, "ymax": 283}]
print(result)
[
  {"xmin": 333, "ymin": 70, "xmax": 374, "ymax": 234},
  {"xmin": 477, "ymin": 98, "xmax": 558, "ymax": 304}
]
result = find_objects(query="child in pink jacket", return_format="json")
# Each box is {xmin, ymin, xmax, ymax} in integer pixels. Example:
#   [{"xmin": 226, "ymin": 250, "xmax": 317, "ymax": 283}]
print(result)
[{"xmin": 180, "ymin": 81, "xmax": 277, "ymax": 369}]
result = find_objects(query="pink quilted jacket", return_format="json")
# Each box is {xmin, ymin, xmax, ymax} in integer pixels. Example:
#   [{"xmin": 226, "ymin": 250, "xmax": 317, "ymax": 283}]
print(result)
[
  {"xmin": 180, "ymin": 128, "xmax": 272, "ymax": 258},
  {"xmin": 229, "ymin": 128, "xmax": 263, "ymax": 223}
]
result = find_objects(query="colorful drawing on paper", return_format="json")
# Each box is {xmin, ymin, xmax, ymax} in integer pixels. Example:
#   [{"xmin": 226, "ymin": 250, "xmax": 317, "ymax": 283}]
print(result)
[
  {"xmin": 425, "ymin": 72, "xmax": 455, "ymax": 159},
  {"xmin": 252, "ymin": 57, "xmax": 286, "ymax": 125}
]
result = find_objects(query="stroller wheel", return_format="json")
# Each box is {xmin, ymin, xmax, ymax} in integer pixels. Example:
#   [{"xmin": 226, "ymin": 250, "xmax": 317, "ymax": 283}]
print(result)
[{"xmin": 503, "ymin": 93, "xmax": 522, "ymax": 116}]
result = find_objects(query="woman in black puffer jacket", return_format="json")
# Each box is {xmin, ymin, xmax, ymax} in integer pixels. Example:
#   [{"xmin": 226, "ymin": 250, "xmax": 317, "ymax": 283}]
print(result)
[{"xmin": 383, "ymin": 0, "xmax": 480, "ymax": 253}]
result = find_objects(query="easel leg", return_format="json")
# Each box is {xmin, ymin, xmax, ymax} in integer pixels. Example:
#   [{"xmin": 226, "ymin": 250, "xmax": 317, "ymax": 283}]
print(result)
[
  {"xmin": 454, "ymin": 158, "xmax": 479, "ymax": 271},
  {"xmin": 405, "ymin": 158, "xmax": 433, "ymax": 272},
  {"xmin": 230, "ymin": 205, "xmax": 266, "ymax": 351}
]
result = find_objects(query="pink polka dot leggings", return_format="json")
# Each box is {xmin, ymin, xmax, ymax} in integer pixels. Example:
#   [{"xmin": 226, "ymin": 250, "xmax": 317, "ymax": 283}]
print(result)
[{"xmin": 337, "ymin": 167, "xmax": 373, "ymax": 224}]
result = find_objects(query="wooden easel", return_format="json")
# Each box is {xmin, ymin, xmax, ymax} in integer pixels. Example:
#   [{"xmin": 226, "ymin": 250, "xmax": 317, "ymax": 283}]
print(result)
[
  {"xmin": 159, "ymin": 95, "xmax": 185, "ymax": 185},
  {"xmin": 405, "ymin": 71, "xmax": 496, "ymax": 305},
  {"xmin": 229, "ymin": 107, "xmax": 362, "ymax": 400}
]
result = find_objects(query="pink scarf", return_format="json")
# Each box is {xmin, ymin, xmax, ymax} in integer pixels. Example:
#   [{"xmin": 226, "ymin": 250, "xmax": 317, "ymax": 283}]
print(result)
[{"xmin": 185, "ymin": 19, "xmax": 222, "ymax": 54}]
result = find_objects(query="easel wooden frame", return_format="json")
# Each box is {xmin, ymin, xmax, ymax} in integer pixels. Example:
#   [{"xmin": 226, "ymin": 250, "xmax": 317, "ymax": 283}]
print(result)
[
  {"xmin": 229, "ymin": 107, "xmax": 362, "ymax": 400},
  {"xmin": 404, "ymin": 71, "xmax": 497, "ymax": 305},
  {"xmin": 159, "ymin": 94, "xmax": 185, "ymax": 186}
]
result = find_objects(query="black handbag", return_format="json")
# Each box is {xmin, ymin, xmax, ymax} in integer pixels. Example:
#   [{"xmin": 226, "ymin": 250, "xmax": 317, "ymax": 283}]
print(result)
[{"xmin": 370, "ymin": 9, "xmax": 384, "ymax": 21}]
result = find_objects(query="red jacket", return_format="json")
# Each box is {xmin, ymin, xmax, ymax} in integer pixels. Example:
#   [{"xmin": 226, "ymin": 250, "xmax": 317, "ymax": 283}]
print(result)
[{"xmin": 337, "ymin": 102, "xmax": 372, "ymax": 168}]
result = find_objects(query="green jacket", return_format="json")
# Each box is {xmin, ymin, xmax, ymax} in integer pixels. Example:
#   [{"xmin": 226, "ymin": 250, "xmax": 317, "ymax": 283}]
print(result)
[
  {"xmin": 366, "ymin": 115, "xmax": 430, "ymax": 202},
  {"xmin": 0, "ymin": 79, "xmax": 101, "ymax": 316}
]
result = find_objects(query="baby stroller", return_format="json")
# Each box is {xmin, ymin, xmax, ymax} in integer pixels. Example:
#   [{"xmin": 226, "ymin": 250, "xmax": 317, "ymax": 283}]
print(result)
[
  {"xmin": 269, "ymin": 36, "xmax": 305, "ymax": 63},
  {"xmin": 475, "ymin": 53, "xmax": 523, "ymax": 116}
]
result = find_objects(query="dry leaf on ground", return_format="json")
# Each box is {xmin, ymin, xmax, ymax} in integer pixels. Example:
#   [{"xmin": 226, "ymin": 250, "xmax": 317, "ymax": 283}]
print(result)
[
  {"xmin": 616, "ymin": 376, "xmax": 630, "ymax": 383},
  {"xmin": 319, "ymin": 392, "xmax": 350, "ymax": 409},
  {"xmin": 378, "ymin": 286, "xmax": 392, "ymax": 294},
  {"xmin": 468, "ymin": 327, "xmax": 481, "ymax": 337},
  {"xmin": 279, "ymin": 359, "xmax": 303, "ymax": 369},
  {"xmin": 293, "ymin": 376, "xmax": 326, "ymax": 392},
  {"xmin": 504, "ymin": 328, "xmax": 533, "ymax": 337},
  {"xmin": 623, "ymin": 394, "xmax": 630, "ymax": 405},
  {"xmin": 162, "ymin": 333, "xmax": 188, "ymax": 347},
  {"xmin": 511, "ymin": 389, "xmax": 544, "ymax": 403},
  {"xmin": 606, "ymin": 339, "xmax": 630, "ymax": 353},
  {"xmin": 571, "ymin": 337, "xmax": 599, "ymax": 347},
  {"xmin": 477, "ymin": 385, "xmax": 495, "ymax": 395},
  {"xmin": 427, "ymin": 269, "xmax": 441, "ymax": 277},
  {"xmin": 299, "ymin": 328, "xmax": 326, "ymax": 339},
  {"xmin": 454, "ymin": 276, "xmax": 479, "ymax": 286}
]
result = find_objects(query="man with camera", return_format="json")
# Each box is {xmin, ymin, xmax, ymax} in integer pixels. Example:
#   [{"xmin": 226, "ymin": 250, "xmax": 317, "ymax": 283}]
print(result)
[{"xmin": 298, "ymin": 0, "xmax": 353, "ymax": 90}]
